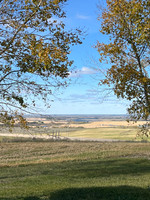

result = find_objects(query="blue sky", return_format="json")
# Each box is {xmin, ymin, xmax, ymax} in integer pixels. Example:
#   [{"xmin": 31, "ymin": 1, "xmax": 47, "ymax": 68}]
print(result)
[{"xmin": 45, "ymin": 0, "xmax": 129, "ymax": 115}]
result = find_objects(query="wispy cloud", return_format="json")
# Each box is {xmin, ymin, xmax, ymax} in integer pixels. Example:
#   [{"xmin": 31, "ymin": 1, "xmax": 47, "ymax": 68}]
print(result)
[
  {"xmin": 62, "ymin": 92, "xmax": 98, "ymax": 103},
  {"xmin": 76, "ymin": 14, "xmax": 91, "ymax": 20},
  {"xmin": 60, "ymin": 89, "xmax": 128, "ymax": 106},
  {"xmin": 61, "ymin": 88, "xmax": 104, "ymax": 104},
  {"xmin": 69, "ymin": 67, "xmax": 96, "ymax": 78}
]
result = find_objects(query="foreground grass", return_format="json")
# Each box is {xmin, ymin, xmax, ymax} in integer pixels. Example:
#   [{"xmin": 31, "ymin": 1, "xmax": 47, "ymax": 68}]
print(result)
[{"xmin": 0, "ymin": 140, "xmax": 150, "ymax": 200}]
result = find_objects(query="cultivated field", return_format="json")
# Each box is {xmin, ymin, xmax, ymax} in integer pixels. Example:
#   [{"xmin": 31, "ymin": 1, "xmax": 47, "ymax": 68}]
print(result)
[
  {"xmin": 62, "ymin": 127, "xmax": 140, "ymax": 141},
  {"xmin": 0, "ymin": 115, "xmax": 149, "ymax": 141},
  {"xmin": 0, "ymin": 140, "xmax": 150, "ymax": 200},
  {"xmin": 68, "ymin": 120, "xmax": 148, "ymax": 128}
]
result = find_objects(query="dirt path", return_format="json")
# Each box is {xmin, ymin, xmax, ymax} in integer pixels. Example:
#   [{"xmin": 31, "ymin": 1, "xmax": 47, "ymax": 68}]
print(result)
[
  {"xmin": 0, "ymin": 133, "xmax": 55, "ymax": 139},
  {"xmin": 0, "ymin": 133, "xmax": 121, "ymax": 142}
]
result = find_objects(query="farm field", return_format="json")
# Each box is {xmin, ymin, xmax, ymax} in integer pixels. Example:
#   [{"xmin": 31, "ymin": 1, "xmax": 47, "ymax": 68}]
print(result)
[
  {"xmin": 0, "ymin": 126, "xmax": 149, "ymax": 142},
  {"xmin": 0, "ymin": 115, "xmax": 149, "ymax": 142},
  {"xmin": 0, "ymin": 140, "xmax": 150, "ymax": 200},
  {"xmin": 61, "ymin": 127, "xmax": 149, "ymax": 141}
]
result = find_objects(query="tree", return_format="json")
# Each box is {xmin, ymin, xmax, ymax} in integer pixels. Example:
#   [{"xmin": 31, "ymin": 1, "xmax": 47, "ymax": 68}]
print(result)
[
  {"xmin": 0, "ymin": 0, "xmax": 82, "ymax": 129},
  {"xmin": 96, "ymin": 0, "xmax": 150, "ymax": 123}
]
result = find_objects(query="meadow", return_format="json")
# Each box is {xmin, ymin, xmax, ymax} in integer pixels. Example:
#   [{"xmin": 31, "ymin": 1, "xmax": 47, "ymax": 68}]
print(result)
[
  {"xmin": 1, "ymin": 118, "xmax": 149, "ymax": 142},
  {"xmin": 61, "ymin": 127, "xmax": 148, "ymax": 141},
  {"xmin": 0, "ymin": 139, "xmax": 150, "ymax": 200}
]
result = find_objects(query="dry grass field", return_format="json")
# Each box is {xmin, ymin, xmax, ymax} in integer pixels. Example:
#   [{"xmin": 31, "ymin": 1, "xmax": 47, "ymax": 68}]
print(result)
[
  {"xmin": 0, "ymin": 116, "xmax": 149, "ymax": 142},
  {"xmin": 26, "ymin": 117, "xmax": 147, "ymax": 128},
  {"xmin": 69, "ymin": 120, "xmax": 147, "ymax": 128},
  {"xmin": 0, "ymin": 113, "xmax": 149, "ymax": 144}
]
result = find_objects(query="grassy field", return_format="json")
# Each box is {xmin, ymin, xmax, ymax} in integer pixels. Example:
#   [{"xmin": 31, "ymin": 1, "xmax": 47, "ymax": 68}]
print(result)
[
  {"xmin": 1, "ymin": 118, "xmax": 149, "ymax": 142},
  {"xmin": 0, "ymin": 140, "xmax": 150, "ymax": 200},
  {"xmin": 61, "ymin": 127, "xmax": 150, "ymax": 141},
  {"xmin": 1, "ymin": 126, "xmax": 149, "ymax": 142}
]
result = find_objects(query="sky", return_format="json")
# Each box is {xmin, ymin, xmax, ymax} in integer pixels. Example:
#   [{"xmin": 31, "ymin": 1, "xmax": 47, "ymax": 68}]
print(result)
[{"xmin": 45, "ymin": 0, "xmax": 130, "ymax": 115}]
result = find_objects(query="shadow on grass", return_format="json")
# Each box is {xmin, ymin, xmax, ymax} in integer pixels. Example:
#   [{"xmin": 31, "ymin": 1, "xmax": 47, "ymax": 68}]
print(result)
[
  {"xmin": 69, "ymin": 159, "xmax": 150, "ymax": 178},
  {"xmin": 1, "ymin": 186, "xmax": 150, "ymax": 200},
  {"xmin": 1, "ymin": 158, "xmax": 150, "ymax": 181}
]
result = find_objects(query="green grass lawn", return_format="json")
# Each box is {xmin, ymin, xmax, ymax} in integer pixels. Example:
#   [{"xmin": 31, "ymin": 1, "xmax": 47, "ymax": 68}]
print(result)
[{"xmin": 0, "ymin": 141, "xmax": 150, "ymax": 200}]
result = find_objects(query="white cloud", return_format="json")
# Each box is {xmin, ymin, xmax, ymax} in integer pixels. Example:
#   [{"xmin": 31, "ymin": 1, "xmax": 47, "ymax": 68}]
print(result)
[
  {"xmin": 76, "ymin": 14, "xmax": 91, "ymax": 20},
  {"xmin": 69, "ymin": 67, "xmax": 96, "ymax": 78}
]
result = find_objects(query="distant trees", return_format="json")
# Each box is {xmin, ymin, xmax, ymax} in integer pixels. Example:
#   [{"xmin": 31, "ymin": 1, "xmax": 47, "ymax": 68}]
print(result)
[
  {"xmin": 0, "ymin": 0, "xmax": 82, "ymax": 129},
  {"xmin": 96, "ymin": 0, "xmax": 150, "ymax": 123}
]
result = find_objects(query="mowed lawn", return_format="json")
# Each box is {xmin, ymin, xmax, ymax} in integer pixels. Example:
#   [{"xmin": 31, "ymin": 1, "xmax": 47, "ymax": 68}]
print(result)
[{"xmin": 0, "ymin": 140, "xmax": 150, "ymax": 200}]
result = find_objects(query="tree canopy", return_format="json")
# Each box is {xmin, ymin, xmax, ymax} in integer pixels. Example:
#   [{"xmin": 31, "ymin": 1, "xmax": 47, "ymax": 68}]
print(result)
[
  {"xmin": 0, "ymin": 0, "xmax": 82, "ymax": 128},
  {"xmin": 96, "ymin": 0, "xmax": 150, "ymax": 122}
]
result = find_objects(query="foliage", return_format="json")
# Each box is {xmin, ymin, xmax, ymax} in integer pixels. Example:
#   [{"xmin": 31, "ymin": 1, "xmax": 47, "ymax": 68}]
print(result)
[
  {"xmin": 137, "ymin": 122, "xmax": 150, "ymax": 138},
  {"xmin": 0, "ymin": 0, "xmax": 82, "ymax": 129},
  {"xmin": 96, "ymin": 0, "xmax": 150, "ymax": 122}
]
